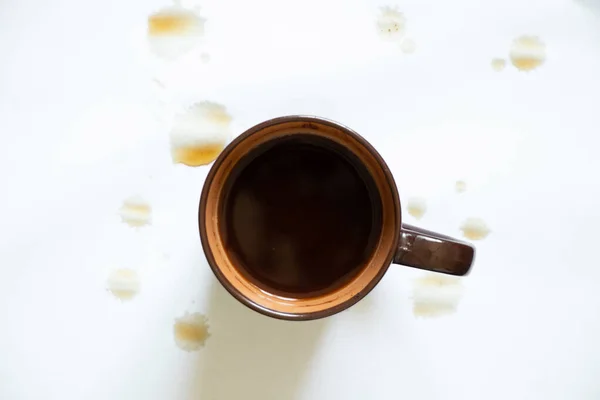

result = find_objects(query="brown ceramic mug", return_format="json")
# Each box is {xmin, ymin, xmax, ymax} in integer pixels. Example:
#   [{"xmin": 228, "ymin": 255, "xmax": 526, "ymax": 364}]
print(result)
[{"xmin": 199, "ymin": 116, "xmax": 474, "ymax": 320}]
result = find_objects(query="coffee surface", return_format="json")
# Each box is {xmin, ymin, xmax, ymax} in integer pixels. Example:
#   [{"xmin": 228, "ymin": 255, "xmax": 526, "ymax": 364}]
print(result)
[{"xmin": 223, "ymin": 138, "xmax": 379, "ymax": 296}]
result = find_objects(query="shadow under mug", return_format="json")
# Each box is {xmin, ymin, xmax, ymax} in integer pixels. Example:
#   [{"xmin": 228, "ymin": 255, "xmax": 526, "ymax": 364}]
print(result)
[{"xmin": 199, "ymin": 116, "xmax": 475, "ymax": 321}]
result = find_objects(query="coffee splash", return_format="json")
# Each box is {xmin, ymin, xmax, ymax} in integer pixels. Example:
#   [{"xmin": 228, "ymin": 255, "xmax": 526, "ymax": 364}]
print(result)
[
  {"xmin": 147, "ymin": 6, "xmax": 206, "ymax": 60},
  {"xmin": 460, "ymin": 217, "xmax": 491, "ymax": 240},
  {"xmin": 170, "ymin": 101, "xmax": 232, "ymax": 167},
  {"xmin": 118, "ymin": 196, "xmax": 152, "ymax": 227},
  {"xmin": 455, "ymin": 180, "xmax": 467, "ymax": 193},
  {"xmin": 174, "ymin": 312, "xmax": 210, "ymax": 351},
  {"xmin": 491, "ymin": 58, "xmax": 506, "ymax": 71},
  {"xmin": 107, "ymin": 268, "xmax": 140, "ymax": 301},
  {"xmin": 509, "ymin": 35, "xmax": 546, "ymax": 71},
  {"xmin": 406, "ymin": 197, "xmax": 427, "ymax": 220},
  {"xmin": 412, "ymin": 273, "xmax": 464, "ymax": 317},
  {"xmin": 376, "ymin": 7, "xmax": 406, "ymax": 41}
]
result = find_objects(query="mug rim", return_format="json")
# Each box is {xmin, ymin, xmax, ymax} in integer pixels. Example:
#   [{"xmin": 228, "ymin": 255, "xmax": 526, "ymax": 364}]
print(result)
[{"xmin": 198, "ymin": 115, "xmax": 401, "ymax": 320}]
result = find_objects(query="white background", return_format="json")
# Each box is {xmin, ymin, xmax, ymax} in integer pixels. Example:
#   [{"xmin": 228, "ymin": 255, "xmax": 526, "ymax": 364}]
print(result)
[{"xmin": 1, "ymin": 0, "xmax": 600, "ymax": 399}]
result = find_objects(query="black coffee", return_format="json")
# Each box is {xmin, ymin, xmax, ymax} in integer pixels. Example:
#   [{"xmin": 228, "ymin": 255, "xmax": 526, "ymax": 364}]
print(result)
[{"xmin": 222, "ymin": 136, "xmax": 381, "ymax": 296}]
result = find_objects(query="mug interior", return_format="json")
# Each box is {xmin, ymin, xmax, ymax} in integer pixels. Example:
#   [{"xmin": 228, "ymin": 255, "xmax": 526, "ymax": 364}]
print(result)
[{"xmin": 199, "ymin": 117, "xmax": 400, "ymax": 320}]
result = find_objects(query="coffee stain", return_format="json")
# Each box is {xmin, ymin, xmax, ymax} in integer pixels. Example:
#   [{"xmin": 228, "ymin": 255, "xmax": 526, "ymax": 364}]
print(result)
[
  {"xmin": 148, "ymin": 11, "xmax": 200, "ymax": 35},
  {"xmin": 171, "ymin": 142, "xmax": 226, "ymax": 166},
  {"xmin": 491, "ymin": 58, "xmax": 506, "ymax": 71},
  {"xmin": 169, "ymin": 101, "xmax": 232, "ymax": 167},
  {"xmin": 460, "ymin": 217, "xmax": 491, "ymax": 240},
  {"xmin": 118, "ymin": 196, "xmax": 152, "ymax": 227},
  {"xmin": 412, "ymin": 273, "xmax": 464, "ymax": 318},
  {"xmin": 376, "ymin": 7, "xmax": 406, "ymax": 41},
  {"xmin": 455, "ymin": 180, "xmax": 467, "ymax": 193},
  {"xmin": 509, "ymin": 35, "xmax": 546, "ymax": 71},
  {"xmin": 406, "ymin": 197, "xmax": 427, "ymax": 220},
  {"xmin": 147, "ymin": 6, "xmax": 205, "ymax": 59},
  {"xmin": 107, "ymin": 268, "xmax": 140, "ymax": 301},
  {"xmin": 400, "ymin": 38, "xmax": 416, "ymax": 54},
  {"xmin": 174, "ymin": 312, "xmax": 210, "ymax": 351}
]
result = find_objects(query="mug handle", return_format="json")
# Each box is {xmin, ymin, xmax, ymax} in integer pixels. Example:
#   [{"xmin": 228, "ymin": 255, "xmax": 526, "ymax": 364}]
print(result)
[{"xmin": 393, "ymin": 224, "xmax": 475, "ymax": 276}]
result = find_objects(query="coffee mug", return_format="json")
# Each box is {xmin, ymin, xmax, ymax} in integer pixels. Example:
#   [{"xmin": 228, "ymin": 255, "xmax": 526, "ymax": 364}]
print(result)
[{"xmin": 199, "ymin": 116, "xmax": 474, "ymax": 320}]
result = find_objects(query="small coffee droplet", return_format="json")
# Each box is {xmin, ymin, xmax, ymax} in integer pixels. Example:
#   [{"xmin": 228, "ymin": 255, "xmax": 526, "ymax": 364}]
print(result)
[
  {"xmin": 460, "ymin": 217, "xmax": 491, "ymax": 240},
  {"xmin": 491, "ymin": 58, "xmax": 506, "ymax": 71},
  {"xmin": 376, "ymin": 7, "xmax": 406, "ymax": 41},
  {"xmin": 170, "ymin": 101, "xmax": 231, "ymax": 167},
  {"xmin": 407, "ymin": 197, "xmax": 427, "ymax": 220},
  {"xmin": 509, "ymin": 35, "xmax": 546, "ymax": 71},
  {"xmin": 455, "ymin": 180, "xmax": 467, "ymax": 193},
  {"xmin": 400, "ymin": 38, "xmax": 416, "ymax": 54},
  {"xmin": 147, "ymin": 6, "xmax": 206, "ymax": 60},
  {"xmin": 107, "ymin": 269, "xmax": 140, "ymax": 301},
  {"xmin": 118, "ymin": 196, "xmax": 151, "ymax": 227},
  {"xmin": 412, "ymin": 273, "xmax": 464, "ymax": 318},
  {"xmin": 174, "ymin": 312, "xmax": 210, "ymax": 351}
]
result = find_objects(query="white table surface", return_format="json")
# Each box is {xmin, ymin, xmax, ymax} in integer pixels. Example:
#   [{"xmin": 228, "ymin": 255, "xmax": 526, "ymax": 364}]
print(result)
[{"xmin": 1, "ymin": 0, "xmax": 600, "ymax": 399}]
